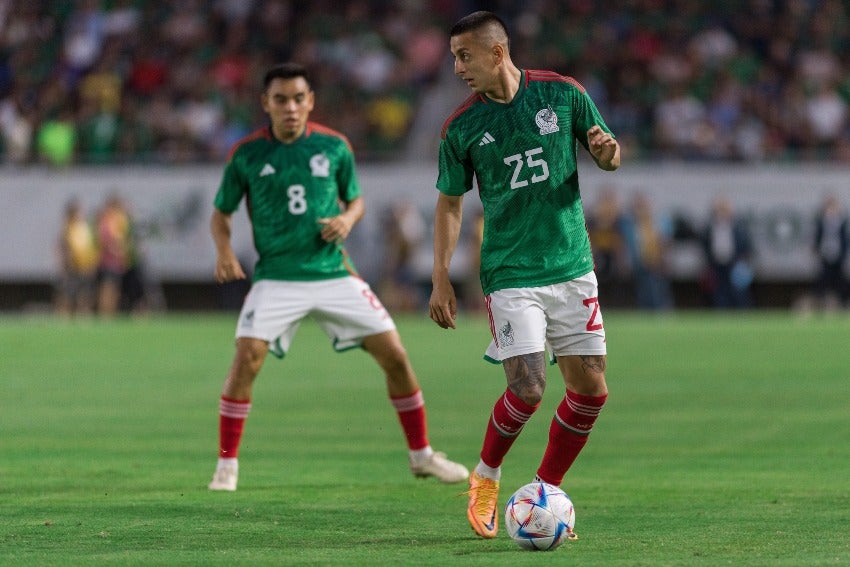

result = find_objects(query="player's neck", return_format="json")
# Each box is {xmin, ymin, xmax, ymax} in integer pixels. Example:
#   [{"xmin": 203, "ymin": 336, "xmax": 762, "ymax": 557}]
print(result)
[
  {"xmin": 485, "ymin": 65, "xmax": 521, "ymax": 104},
  {"xmin": 270, "ymin": 123, "xmax": 306, "ymax": 144}
]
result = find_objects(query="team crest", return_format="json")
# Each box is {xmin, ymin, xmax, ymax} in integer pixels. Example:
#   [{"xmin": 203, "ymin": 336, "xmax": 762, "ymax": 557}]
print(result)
[
  {"xmin": 535, "ymin": 104, "xmax": 560, "ymax": 135},
  {"xmin": 309, "ymin": 153, "xmax": 330, "ymax": 177},
  {"xmin": 498, "ymin": 321, "xmax": 515, "ymax": 347}
]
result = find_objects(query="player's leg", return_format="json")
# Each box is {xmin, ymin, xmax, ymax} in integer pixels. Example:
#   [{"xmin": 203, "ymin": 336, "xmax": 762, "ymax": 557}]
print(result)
[
  {"xmin": 536, "ymin": 273, "xmax": 608, "ymax": 488},
  {"xmin": 208, "ymin": 337, "xmax": 268, "ymax": 491},
  {"xmin": 316, "ymin": 276, "xmax": 466, "ymax": 483},
  {"xmin": 362, "ymin": 329, "xmax": 469, "ymax": 484},
  {"xmin": 534, "ymin": 354, "xmax": 607, "ymax": 488},
  {"xmin": 467, "ymin": 288, "xmax": 548, "ymax": 538},
  {"xmin": 477, "ymin": 351, "xmax": 547, "ymax": 476},
  {"xmin": 210, "ymin": 280, "xmax": 303, "ymax": 491}
]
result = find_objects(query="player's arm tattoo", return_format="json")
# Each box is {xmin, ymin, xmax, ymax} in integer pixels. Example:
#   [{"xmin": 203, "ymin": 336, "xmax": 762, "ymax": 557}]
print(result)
[
  {"xmin": 579, "ymin": 355, "xmax": 607, "ymax": 375},
  {"xmin": 504, "ymin": 352, "xmax": 547, "ymax": 405}
]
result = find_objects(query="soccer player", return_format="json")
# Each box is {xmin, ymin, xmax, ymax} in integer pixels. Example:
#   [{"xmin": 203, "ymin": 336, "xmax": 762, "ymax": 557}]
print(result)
[
  {"xmin": 208, "ymin": 63, "xmax": 468, "ymax": 491},
  {"xmin": 428, "ymin": 12, "xmax": 620, "ymax": 539}
]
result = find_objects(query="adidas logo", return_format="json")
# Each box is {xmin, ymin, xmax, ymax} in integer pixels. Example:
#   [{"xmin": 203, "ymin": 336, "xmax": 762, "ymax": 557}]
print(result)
[
  {"xmin": 259, "ymin": 163, "xmax": 276, "ymax": 177},
  {"xmin": 478, "ymin": 132, "xmax": 495, "ymax": 146}
]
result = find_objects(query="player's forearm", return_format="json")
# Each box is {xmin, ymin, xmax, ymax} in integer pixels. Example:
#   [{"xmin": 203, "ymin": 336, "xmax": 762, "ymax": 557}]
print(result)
[
  {"xmin": 340, "ymin": 196, "xmax": 365, "ymax": 227},
  {"xmin": 432, "ymin": 194, "xmax": 464, "ymax": 282},
  {"xmin": 210, "ymin": 209, "xmax": 235, "ymax": 254}
]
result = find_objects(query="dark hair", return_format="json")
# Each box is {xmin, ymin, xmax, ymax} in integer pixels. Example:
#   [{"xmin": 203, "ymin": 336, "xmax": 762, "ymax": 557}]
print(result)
[
  {"xmin": 449, "ymin": 11, "xmax": 510, "ymax": 47},
  {"xmin": 263, "ymin": 63, "xmax": 311, "ymax": 90}
]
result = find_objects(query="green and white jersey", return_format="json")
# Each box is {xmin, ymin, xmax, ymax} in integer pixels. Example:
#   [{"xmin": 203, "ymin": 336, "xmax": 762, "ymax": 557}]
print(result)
[
  {"xmin": 215, "ymin": 123, "xmax": 360, "ymax": 282},
  {"xmin": 437, "ymin": 69, "xmax": 614, "ymax": 295}
]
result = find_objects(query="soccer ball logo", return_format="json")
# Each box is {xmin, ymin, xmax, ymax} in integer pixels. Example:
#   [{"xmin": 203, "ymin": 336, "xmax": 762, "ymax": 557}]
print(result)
[{"xmin": 504, "ymin": 482, "xmax": 575, "ymax": 551}]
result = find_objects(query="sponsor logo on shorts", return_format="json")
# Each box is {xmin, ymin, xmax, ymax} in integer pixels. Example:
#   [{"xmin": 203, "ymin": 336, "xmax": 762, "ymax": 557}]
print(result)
[{"xmin": 241, "ymin": 309, "xmax": 254, "ymax": 328}]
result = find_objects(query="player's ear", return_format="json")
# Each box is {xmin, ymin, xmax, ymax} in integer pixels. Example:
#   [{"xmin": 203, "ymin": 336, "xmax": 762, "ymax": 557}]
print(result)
[{"xmin": 492, "ymin": 44, "xmax": 504, "ymax": 65}]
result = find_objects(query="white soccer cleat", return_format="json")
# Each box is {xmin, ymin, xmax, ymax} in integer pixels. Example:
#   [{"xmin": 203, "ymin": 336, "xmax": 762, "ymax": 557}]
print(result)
[
  {"xmin": 208, "ymin": 464, "xmax": 238, "ymax": 491},
  {"xmin": 410, "ymin": 451, "xmax": 469, "ymax": 484}
]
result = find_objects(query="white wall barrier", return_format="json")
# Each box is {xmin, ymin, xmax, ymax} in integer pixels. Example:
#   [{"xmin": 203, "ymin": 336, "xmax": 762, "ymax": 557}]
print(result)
[{"xmin": 1, "ymin": 163, "xmax": 849, "ymax": 284}]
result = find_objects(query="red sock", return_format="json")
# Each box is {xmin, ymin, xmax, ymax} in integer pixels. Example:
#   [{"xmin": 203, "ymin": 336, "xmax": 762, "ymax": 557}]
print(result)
[
  {"xmin": 218, "ymin": 397, "xmax": 251, "ymax": 458},
  {"xmin": 391, "ymin": 390, "xmax": 429, "ymax": 450},
  {"xmin": 536, "ymin": 391, "xmax": 607, "ymax": 485},
  {"xmin": 480, "ymin": 389, "xmax": 540, "ymax": 468}
]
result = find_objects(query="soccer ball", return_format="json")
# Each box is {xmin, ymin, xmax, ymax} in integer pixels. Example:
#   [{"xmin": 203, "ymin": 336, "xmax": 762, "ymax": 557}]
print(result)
[{"xmin": 504, "ymin": 482, "xmax": 575, "ymax": 551}]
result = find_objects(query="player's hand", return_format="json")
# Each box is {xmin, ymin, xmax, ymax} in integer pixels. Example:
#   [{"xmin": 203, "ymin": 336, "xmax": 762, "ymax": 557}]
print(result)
[
  {"xmin": 214, "ymin": 252, "xmax": 246, "ymax": 283},
  {"xmin": 318, "ymin": 215, "xmax": 353, "ymax": 244},
  {"xmin": 429, "ymin": 277, "xmax": 457, "ymax": 329},
  {"xmin": 587, "ymin": 125, "xmax": 618, "ymax": 169}
]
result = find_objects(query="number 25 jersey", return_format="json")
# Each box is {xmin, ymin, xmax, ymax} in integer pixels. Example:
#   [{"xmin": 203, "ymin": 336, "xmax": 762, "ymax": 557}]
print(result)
[{"xmin": 437, "ymin": 69, "xmax": 614, "ymax": 295}]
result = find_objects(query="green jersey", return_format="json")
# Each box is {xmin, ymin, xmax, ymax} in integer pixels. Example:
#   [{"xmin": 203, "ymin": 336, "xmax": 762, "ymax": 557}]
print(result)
[
  {"xmin": 214, "ymin": 123, "xmax": 360, "ymax": 282},
  {"xmin": 437, "ymin": 69, "xmax": 614, "ymax": 295}
]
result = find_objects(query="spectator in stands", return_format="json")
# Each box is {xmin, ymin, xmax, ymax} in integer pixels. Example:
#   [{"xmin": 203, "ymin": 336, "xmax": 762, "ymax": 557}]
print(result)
[
  {"xmin": 701, "ymin": 196, "xmax": 754, "ymax": 309},
  {"xmin": 56, "ymin": 198, "xmax": 98, "ymax": 316},
  {"xmin": 36, "ymin": 103, "xmax": 77, "ymax": 166},
  {"xmin": 4, "ymin": 2, "xmax": 850, "ymax": 164},
  {"xmin": 378, "ymin": 201, "xmax": 427, "ymax": 312},
  {"xmin": 620, "ymin": 193, "xmax": 674, "ymax": 310},
  {"xmin": 587, "ymin": 187, "xmax": 627, "ymax": 287},
  {"xmin": 812, "ymin": 195, "xmax": 849, "ymax": 309},
  {"xmin": 96, "ymin": 193, "xmax": 130, "ymax": 317}
]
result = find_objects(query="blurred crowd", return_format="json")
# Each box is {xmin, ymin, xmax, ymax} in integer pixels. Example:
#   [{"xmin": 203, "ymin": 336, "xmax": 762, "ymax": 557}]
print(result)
[
  {"xmin": 2, "ymin": 0, "xmax": 850, "ymax": 165},
  {"xmin": 585, "ymin": 190, "xmax": 849, "ymax": 311},
  {"xmin": 376, "ymin": 192, "xmax": 850, "ymax": 313},
  {"xmin": 0, "ymin": 0, "xmax": 455, "ymax": 165}
]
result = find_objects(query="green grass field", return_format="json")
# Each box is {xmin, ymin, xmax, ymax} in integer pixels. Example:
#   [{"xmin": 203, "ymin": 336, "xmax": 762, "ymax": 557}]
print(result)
[{"xmin": 1, "ymin": 311, "xmax": 849, "ymax": 566}]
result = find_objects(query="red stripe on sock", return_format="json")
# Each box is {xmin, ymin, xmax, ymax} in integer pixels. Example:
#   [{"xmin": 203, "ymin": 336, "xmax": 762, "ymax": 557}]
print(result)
[
  {"xmin": 392, "ymin": 390, "xmax": 429, "ymax": 450},
  {"xmin": 480, "ymin": 389, "xmax": 540, "ymax": 468},
  {"xmin": 218, "ymin": 397, "xmax": 250, "ymax": 458},
  {"xmin": 536, "ymin": 391, "xmax": 607, "ymax": 485}
]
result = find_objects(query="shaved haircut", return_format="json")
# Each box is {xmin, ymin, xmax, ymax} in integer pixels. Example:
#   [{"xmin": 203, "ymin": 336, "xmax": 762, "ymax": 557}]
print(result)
[{"xmin": 450, "ymin": 10, "xmax": 510, "ymax": 50}]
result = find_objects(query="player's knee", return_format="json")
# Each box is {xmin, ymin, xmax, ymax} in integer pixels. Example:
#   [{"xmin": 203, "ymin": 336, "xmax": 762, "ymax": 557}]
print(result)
[
  {"xmin": 512, "ymin": 385, "xmax": 545, "ymax": 406},
  {"xmin": 234, "ymin": 341, "xmax": 267, "ymax": 375},
  {"xmin": 378, "ymin": 346, "xmax": 412, "ymax": 377},
  {"xmin": 508, "ymin": 374, "xmax": 546, "ymax": 405}
]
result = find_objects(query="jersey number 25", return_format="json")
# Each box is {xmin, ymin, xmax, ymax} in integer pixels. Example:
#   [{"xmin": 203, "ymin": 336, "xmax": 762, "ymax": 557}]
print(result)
[{"xmin": 503, "ymin": 147, "xmax": 550, "ymax": 190}]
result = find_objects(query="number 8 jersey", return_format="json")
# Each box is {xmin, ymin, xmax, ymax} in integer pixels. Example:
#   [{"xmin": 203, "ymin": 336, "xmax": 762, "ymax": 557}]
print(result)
[
  {"xmin": 214, "ymin": 123, "xmax": 361, "ymax": 282},
  {"xmin": 437, "ymin": 69, "xmax": 615, "ymax": 295}
]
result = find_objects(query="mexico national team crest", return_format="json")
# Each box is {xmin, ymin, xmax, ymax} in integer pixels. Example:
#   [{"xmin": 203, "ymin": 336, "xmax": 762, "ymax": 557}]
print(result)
[
  {"xmin": 309, "ymin": 153, "xmax": 330, "ymax": 177},
  {"xmin": 535, "ymin": 104, "xmax": 560, "ymax": 135},
  {"xmin": 498, "ymin": 321, "xmax": 515, "ymax": 347}
]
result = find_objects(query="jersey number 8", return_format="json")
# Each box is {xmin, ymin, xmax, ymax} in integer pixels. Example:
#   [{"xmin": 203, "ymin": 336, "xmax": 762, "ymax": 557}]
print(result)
[{"xmin": 287, "ymin": 184, "xmax": 307, "ymax": 215}]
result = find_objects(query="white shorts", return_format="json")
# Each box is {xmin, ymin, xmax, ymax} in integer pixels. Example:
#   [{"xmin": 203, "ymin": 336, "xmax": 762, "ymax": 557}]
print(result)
[
  {"xmin": 483, "ymin": 272, "xmax": 607, "ymax": 363},
  {"xmin": 235, "ymin": 277, "xmax": 396, "ymax": 358}
]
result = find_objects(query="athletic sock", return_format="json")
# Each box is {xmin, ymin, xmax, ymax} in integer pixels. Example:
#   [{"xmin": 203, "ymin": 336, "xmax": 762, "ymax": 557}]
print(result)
[
  {"xmin": 391, "ymin": 389, "xmax": 429, "ymax": 450},
  {"xmin": 536, "ymin": 390, "xmax": 607, "ymax": 486},
  {"xmin": 474, "ymin": 460, "xmax": 502, "ymax": 481},
  {"xmin": 480, "ymin": 389, "xmax": 540, "ymax": 468},
  {"xmin": 218, "ymin": 397, "xmax": 251, "ymax": 459}
]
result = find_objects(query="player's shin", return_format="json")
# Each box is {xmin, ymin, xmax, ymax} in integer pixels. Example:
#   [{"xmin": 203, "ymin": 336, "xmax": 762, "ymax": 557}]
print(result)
[{"xmin": 536, "ymin": 390, "xmax": 606, "ymax": 485}]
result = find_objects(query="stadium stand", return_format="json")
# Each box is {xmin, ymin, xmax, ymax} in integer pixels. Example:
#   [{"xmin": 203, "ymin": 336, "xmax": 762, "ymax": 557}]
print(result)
[{"xmin": 1, "ymin": 1, "xmax": 849, "ymax": 165}]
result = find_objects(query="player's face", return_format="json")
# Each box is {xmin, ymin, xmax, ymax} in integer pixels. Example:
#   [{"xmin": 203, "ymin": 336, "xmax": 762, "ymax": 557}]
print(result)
[
  {"xmin": 450, "ymin": 32, "xmax": 498, "ymax": 94},
  {"xmin": 262, "ymin": 76, "xmax": 315, "ymax": 142}
]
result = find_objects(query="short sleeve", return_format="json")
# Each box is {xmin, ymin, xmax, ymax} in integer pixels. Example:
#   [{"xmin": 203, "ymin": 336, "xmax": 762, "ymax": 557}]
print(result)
[
  {"xmin": 436, "ymin": 129, "xmax": 474, "ymax": 196},
  {"xmin": 335, "ymin": 143, "xmax": 361, "ymax": 203},
  {"xmin": 572, "ymin": 88, "xmax": 614, "ymax": 151},
  {"xmin": 214, "ymin": 157, "xmax": 247, "ymax": 213}
]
